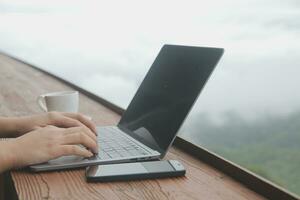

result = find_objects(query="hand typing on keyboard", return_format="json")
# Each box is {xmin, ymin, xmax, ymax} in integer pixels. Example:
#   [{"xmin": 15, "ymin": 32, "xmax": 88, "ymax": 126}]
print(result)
[
  {"xmin": 0, "ymin": 112, "xmax": 98, "ymax": 173},
  {"xmin": 94, "ymin": 126, "xmax": 150, "ymax": 160}
]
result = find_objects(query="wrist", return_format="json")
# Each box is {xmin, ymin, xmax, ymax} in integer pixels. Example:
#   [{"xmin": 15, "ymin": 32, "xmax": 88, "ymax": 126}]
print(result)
[
  {"xmin": 14, "ymin": 117, "xmax": 34, "ymax": 136},
  {"xmin": 14, "ymin": 115, "xmax": 44, "ymax": 136},
  {"xmin": 0, "ymin": 140, "xmax": 19, "ymax": 172},
  {"xmin": 0, "ymin": 117, "xmax": 24, "ymax": 138}
]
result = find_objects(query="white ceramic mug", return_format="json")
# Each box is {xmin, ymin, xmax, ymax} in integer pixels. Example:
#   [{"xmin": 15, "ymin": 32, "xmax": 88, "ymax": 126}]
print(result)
[{"xmin": 37, "ymin": 91, "xmax": 79, "ymax": 112}]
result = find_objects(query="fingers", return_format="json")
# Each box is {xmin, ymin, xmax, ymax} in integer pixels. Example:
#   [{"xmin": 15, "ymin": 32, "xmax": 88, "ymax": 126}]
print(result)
[
  {"xmin": 46, "ymin": 125, "xmax": 98, "ymax": 154},
  {"xmin": 51, "ymin": 115, "xmax": 85, "ymax": 129},
  {"xmin": 59, "ymin": 145, "xmax": 93, "ymax": 158},
  {"xmin": 62, "ymin": 113, "xmax": 97, "ymax": 135},
  {"xmin": 63, "ymin": 126, "xmax": 97, "ymax": 142},
  {"xmin": 62, "ymin": 129, "xmax": 98, "ymax": 153},
  {"xmin": 48, "ymin": 112, "xmax": 97, "ymax": 135}
]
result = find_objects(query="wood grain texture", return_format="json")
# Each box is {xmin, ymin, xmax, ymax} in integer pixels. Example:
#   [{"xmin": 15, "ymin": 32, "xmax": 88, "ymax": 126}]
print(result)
[{"xmin": 0, "ymin": 53, "xmax": 266, "ymax": 200}]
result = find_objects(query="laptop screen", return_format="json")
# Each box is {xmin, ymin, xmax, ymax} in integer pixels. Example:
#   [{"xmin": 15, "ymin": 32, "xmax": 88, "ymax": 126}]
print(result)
[{"xmin": 119, "ymin": 44, "xmax": 224, "ymax": 157}]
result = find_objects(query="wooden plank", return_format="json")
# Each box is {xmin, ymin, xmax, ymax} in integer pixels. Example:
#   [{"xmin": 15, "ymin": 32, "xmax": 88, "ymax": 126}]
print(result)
[{"xmin": 0, "ymin": 53, "xmax": 266, "ymax": 200}]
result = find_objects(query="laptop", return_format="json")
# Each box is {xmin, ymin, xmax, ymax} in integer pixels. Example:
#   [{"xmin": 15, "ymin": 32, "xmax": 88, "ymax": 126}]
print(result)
[{"xmin": 30, "ymin": 44, "xmax": 224, "ymax": 172}]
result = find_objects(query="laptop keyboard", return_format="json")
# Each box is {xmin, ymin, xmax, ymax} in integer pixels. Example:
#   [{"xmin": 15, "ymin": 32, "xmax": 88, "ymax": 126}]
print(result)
[{"xmin": 94, "ymin": 127, "xmax": 150, "ymax": 160}]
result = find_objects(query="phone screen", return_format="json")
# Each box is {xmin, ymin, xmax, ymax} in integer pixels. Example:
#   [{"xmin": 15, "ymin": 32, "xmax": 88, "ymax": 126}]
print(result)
[{"xmin": 88, "ymin": 161, "xmax": 175, "ymax": 177}]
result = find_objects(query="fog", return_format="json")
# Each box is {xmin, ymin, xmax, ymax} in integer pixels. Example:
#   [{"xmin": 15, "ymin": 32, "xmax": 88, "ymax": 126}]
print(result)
[
  {"xmin": 1, "ymin": 0, "xmax": 300, "ymax": 193},
  {"xmin": 1, "ymin": 0, "xmax": 300, "ymax": 124}
]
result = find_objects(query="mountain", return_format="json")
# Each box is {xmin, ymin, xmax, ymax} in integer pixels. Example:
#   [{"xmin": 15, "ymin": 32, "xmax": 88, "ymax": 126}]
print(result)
[{"xmin": 181, "ymin": 111, "xmax": 300, "ymax": 195}]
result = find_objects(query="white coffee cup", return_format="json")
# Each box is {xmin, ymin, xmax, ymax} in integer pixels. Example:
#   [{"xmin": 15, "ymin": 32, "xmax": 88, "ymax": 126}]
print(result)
[{"xmin": 37, "ymin": 91, "xmax": 79, "ymax": 112}]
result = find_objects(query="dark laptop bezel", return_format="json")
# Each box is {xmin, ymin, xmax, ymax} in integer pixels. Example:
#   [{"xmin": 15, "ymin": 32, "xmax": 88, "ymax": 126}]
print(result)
[{"xmin": 118, "ymin": 44, "xmax": 224, "ymax": 158}]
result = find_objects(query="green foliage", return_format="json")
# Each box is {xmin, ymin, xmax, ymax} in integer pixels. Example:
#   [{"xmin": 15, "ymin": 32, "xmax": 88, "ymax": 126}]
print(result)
[{"xmin": 182, "ymin": 111, "xmax": 300, "ymax": 195}]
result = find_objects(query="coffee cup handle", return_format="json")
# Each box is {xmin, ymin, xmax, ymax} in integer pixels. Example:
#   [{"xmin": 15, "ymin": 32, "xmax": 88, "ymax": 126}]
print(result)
[{"xmin": 37, "ymin": 95, "xmax": 47, "ymax": 112}]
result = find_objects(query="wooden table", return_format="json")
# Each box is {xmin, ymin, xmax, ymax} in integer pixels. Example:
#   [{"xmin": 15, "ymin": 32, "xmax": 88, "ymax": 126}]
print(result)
[{"xmin": 0, "ymin": 53, "xmax": 266, "ymax": 200}]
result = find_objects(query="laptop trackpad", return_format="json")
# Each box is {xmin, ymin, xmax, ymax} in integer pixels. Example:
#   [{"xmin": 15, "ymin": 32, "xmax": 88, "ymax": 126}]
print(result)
[{"xmin": 48, "ymin": 155, "xmax": 86, "ymax": 165}]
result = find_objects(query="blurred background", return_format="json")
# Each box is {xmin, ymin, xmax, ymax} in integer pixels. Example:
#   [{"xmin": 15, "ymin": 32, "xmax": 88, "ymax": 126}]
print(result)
[{"xmin": 0, "ymin": 0, "xmax": 299, "ymax": 195}]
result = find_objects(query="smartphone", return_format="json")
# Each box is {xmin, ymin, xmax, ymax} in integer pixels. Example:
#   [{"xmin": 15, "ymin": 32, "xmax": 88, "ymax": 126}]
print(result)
[{"xmin": 85, "ymin": 160, "xmax": 186, "ymax": 182}]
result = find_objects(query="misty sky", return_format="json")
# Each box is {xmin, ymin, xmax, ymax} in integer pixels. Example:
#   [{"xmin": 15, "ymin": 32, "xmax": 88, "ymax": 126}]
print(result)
[
  {"xmin": 1, "ymin": 1, "xmax": 300, "ymax": 194},
  {"xmin": 1, "ymin": 0, "xmax": 300, "ymax": 126}
]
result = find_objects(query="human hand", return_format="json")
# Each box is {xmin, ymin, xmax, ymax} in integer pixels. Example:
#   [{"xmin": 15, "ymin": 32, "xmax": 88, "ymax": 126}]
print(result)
[
  {"xmin": 6, "ymin": 125, "xmax": 98, "ymax": 168},
  {"xmin": 15, "ymin": 112, "xmax": 97, "ymax": 137}
]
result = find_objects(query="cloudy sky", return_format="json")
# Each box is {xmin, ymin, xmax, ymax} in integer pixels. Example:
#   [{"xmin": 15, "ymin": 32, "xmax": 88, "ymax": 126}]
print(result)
[
  {"xmin": 2, "ymin": 2, "xmax": 300, "ymax": 193},
  {"xmin": 0, "ymin": 0, "xmax": 300, "ymax": 126}
]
